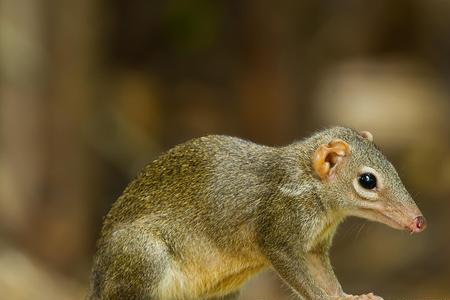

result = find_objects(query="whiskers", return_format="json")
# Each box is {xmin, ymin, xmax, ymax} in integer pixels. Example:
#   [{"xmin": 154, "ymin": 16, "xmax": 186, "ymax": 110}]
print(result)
[
  {"xmin": 340, "ymin": 219, "xmax": 369, "ymax": 241},
  {"xmin": 354, "ymin": 221, "xmax": 368, "ymax": 240}
]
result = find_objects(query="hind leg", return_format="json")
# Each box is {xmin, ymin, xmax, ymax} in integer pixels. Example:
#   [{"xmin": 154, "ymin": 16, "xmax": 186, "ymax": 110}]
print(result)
[{"xmin": 89, "ymin": 226, "xmax": 169, "ymax": 300}]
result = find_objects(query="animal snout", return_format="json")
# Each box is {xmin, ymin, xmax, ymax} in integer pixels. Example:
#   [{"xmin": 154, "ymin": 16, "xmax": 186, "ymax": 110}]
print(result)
[{"xmin": 411, "ymin": 215, "xmax": 427, "ymax": 233}]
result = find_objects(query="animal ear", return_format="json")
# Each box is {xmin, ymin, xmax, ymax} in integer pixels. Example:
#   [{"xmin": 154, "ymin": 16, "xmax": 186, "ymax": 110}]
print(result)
[
  {"xmin": 313, "ymin": 139, "xmax": 351, "ymax": 180},
  {"xmin": 360, "ymin": 131, "xmax": 373, "ymax": 142}
]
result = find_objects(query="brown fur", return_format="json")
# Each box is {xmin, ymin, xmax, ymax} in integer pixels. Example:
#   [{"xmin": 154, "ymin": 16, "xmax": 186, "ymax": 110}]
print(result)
[{"xmin": 88, "ymin": 127, "xmax": 424, "ymax": 300}]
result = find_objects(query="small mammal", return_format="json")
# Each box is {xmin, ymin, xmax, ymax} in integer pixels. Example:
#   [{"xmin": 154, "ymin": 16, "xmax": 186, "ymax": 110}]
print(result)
[{"xmin": 88, "ymin": 127, "xmax": 426, "ymax": 300}]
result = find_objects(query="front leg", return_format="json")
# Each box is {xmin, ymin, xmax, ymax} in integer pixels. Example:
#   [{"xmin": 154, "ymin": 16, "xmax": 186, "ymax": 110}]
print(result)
[
  {"xmin": 304, "ymin": 252, "xmax": 382, "ymax": 299},
  {"xmin": 267, "ymin": 247, "xmax": 342, "ymax": 299},
  {"xmin": 304, "ymin": 251, "xmax": 343, "ymax": 296},
  {"xmin": 306, "ymin": 245, "xmax": 384, "ymax": 300},
  {"xmin": 269, "ymin": 248, "xmax": 384, "ymax": 300}
]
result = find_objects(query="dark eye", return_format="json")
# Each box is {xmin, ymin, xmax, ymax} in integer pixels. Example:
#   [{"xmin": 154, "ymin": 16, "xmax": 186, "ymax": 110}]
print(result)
[{"xmin": 358, "ymin": 173, "xmax": 377, "ymax": 190}]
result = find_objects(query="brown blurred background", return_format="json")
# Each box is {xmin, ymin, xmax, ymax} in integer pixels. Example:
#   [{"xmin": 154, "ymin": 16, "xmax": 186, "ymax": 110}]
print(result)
[{"xmin": 1, "ymin": 1, "xmax": 450, "ymax": 299}]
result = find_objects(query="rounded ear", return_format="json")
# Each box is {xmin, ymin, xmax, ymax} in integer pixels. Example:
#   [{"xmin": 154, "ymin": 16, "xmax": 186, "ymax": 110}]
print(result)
[
  {"xmin": 360, "ymin": 131, "xmax": 373, "ymax": 142},
  {"xmin": 313, "ymin": 139, "xmax": 351, "ymax": 180}
]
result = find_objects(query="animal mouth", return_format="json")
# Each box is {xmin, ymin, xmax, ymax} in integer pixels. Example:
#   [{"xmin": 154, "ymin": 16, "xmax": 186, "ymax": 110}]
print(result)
[
  {"xmin": 354, "ymin": 206, "xmax": 425, "ymax": 233},
  {"xmin": 362, "ymin": 208, "xmax": 409, "ymax": 231}
]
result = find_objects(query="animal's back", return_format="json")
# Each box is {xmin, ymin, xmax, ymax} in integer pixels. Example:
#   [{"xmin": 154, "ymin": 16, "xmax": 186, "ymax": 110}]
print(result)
[
  {"xmin": 103, "ymin": 135, "xmax": 273, "ymax": 228},
  {"xmin": 90, "ymin": 135, "xmax": 275, "ymax": 300}
]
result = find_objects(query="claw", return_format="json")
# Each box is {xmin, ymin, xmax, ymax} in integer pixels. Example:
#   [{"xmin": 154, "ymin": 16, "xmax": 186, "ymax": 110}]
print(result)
[{"xmin": 337, "ymin": 293, "xmax": 384, "ymax": 300}]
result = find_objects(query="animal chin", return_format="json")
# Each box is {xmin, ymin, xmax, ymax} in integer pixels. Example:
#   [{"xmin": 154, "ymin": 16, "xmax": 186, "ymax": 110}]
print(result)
[{"xmin": 354, "ymin": 208, "xmax": 409, "ymax": 231}]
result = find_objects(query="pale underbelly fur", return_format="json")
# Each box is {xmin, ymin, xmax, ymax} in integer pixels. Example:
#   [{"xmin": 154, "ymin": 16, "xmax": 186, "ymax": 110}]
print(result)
[{"xmin": 154, "ymin": 240, "xmax": 268, "ymax": 300}]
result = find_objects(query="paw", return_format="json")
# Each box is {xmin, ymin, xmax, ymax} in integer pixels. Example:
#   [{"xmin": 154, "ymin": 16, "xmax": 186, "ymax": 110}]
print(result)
[{"xmin": 340, "ymin": 292, "xmax": 384, "ymax": 300}]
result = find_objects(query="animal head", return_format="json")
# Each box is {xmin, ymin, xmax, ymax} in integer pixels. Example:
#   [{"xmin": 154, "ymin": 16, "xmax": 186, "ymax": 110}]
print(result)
[{"xmin": 311, "ymin": 127, "xmax": 426, "ymax": 233}]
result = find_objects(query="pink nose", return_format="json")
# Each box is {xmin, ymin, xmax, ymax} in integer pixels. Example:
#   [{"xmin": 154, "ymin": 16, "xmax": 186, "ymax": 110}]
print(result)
[{"xmin": 414, "ymin": 216, "xmax": 427, "ymax": 232}]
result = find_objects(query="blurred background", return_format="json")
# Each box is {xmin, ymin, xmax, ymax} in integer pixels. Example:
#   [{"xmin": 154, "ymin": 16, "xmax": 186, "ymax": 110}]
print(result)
[{"xmin": 1, "ymin": 0, "xmax": 450, "ymax": 299}]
